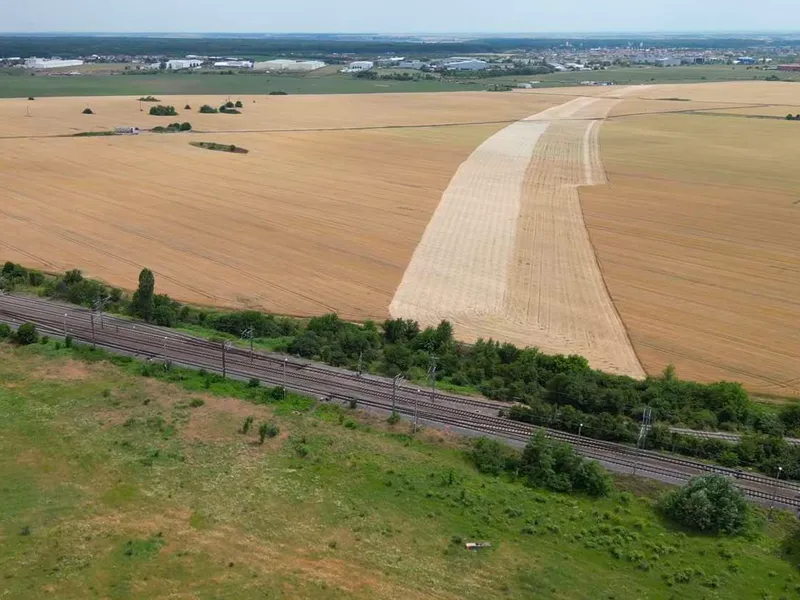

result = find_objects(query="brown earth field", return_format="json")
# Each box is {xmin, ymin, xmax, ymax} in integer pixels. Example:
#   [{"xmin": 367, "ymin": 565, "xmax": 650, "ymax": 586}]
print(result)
[
  {"xmin": 581, "ymin": 82, "xmax": 800, "ymax": 395},
  {"xmin": 0, "ymin": 92, "xmax": 563, "ymax": 320}
]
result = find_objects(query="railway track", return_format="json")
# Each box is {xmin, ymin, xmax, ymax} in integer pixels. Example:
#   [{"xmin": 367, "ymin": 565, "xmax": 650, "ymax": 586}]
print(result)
[{"xmin": 2, "ymin": 293, "xmax": 799, "ymax": 509}]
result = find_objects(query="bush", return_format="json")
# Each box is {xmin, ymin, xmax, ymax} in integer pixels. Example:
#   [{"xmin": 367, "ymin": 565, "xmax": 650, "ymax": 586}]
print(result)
[
  {"xmin": 184, "ymin": 104, "xmax": 191, "ymax": 110},
  {"xmin": 259, "ymin": 422, "xmax": 279, "ymax": 444},
  {"xmin": 387, "ymin": 411, "xmax": 400, "ymax": 425},
  {"xmin": 787, "ymin": 114, "xmax": 796, "ymax": 121},
  {"xmin": 470, "ymin": 437, "xmax": 516, "ymax": 476},
  {"xmin": 180, "ymin": 121, "xmax": 192, "ymax": 131},
  {"xmin": 199, "ymin": 105, "xmax": 218, "ymax": 114},
  {"xmin": 14, "ymin": 322, "xmax": 38, "ymax": 345},
  {"xmin": 139, "ymin": 96, "xmax": 160, "ymax": 102},
  {"xmin": 268, "ymin": 91, "xmax": 288, "ymax": 95},
  {"xmin": 248, "ymin": 377, "xmax": 260, "ymax": 388},
  {"xmin": 28, "ymin": 96, "xmax": 34, "ymax": 101},
  {"xmin": 240, "ymin": 416, "xmax": 254, "ymax": 434},
  {"xmin": 234, "ymin": 100, "xmax": 243, "ymax": 108},
  {"xmin": 64, "ymin": 335, "xmax": 73, "ymax": 348},
  {"xmin": 82, "ymin": 107, "xmax": 93, "ymax": 114},
  {"xmin": 149, "ymin": 105, "xmax": 178, "ymax": 116},
  {"xmin": 658, "ymin": 475, "xmax": 748, "ymax": 534},
  {"xmin": 520, "ymin": 431, "xmax": 612, "ymax": 496},
  {"xmin": 0, "ymin": 323, "xmax": 11, "ymax": 339}
]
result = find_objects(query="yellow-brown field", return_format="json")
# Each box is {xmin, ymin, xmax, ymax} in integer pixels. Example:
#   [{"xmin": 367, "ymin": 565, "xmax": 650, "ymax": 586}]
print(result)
[
  {"xmin": 2, "ymin": 83, "xmax": 799, "ymax": 391},
  {"xmin": 0, "ymin": 93, "xmax": 562, "ymax": 320},
  {"xmin": 581, "ymin": 82, "xmax": 800, "ymax": 394}
]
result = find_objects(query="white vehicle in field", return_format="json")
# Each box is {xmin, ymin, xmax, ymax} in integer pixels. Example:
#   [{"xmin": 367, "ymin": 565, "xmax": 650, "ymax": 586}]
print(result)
[{"xmin": 114, "ymin": 126, "xmax": 140, "ymax": 135}]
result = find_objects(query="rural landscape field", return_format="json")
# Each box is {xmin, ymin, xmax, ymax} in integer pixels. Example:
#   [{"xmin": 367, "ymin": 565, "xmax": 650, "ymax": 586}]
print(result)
[{"xmin": 1, "ymin": 81, "xmax": 799, "ymax": 392}]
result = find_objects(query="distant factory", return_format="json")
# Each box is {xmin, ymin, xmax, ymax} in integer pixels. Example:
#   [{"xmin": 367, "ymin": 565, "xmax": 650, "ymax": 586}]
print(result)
[{"xmin": 23, "ymin": 58, "xmax": 84, "ymax": 69}]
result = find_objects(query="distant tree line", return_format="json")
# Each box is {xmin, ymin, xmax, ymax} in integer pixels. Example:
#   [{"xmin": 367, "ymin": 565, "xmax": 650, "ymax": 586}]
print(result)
[
  {"xmin": 2, "ymin": 260, "xmax": 798, "ymax": 479},
  {"xmin": 0, "ymin": 35, "xmax": 787, "ymax": 62}
]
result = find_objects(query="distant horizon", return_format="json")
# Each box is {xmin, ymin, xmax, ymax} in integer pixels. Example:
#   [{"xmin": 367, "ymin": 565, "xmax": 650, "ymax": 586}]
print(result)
[{"xmin": 2, "ymin": 30, "xmax": 800, "ymax": 37}]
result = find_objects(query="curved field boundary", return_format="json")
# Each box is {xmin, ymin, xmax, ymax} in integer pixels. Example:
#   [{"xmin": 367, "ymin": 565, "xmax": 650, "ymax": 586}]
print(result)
[{"xmin": 391, "ymin": 92, "xmax": 645, "ymax": 378}]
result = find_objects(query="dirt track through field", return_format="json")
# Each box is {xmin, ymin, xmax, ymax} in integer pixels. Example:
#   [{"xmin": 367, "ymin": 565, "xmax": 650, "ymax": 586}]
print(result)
[{"xmin": 391, "ymin": 92, "xmax": 645, "ymax": 377}]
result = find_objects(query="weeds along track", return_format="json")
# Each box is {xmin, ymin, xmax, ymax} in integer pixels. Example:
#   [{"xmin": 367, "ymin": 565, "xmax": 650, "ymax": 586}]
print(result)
[
  {"xmin": 2, "ymin": 293, "xmax": 799, "ymax": 508},
  {"xmin": 390, "ymin": 94, "xmax": 645, "ymax": 378}
]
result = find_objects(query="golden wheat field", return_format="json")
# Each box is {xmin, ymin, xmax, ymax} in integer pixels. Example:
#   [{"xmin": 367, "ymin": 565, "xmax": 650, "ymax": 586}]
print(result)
[
  {"xmin": 0, "ymin": 93, "xmax": 562, "ymax": 320},
  {"xmin": 581, "ymin": 82, "xmax": 800, "ymax": 394},
  {"xmin": 1, "ymin": 83, "xmax": 799, "ymax": 391}
]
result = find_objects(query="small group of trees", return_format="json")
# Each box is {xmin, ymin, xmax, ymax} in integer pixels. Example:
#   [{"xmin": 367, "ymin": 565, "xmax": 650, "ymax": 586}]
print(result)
[
  {"xmin": 152, "ymin": 122, "xmax": 192, "ymax": 133},
  {"xmin": 786, "ymin": 114, "xmax": 800, "ymax": 120},
  {"xmin": 149, "ymin": 105, "xmax": 178, "ymax": 116},
  {"xmin": 658, "ymin": 475, "xmax": 748, "ymax": 534},
  {"xmin": 0, "ymin": 321, "xmax": 38, "ymax": 346},
  {"xmin": 219, "ymin": 101, "xmax": 242, "ymax": 114},
  {"xmin": 138, "ymin": 95, "xmax": 160, "ymax": 102},
  {"xmin": 470, "ymin": 431, "xmax": 612, "ymax": 497},
  {"xmin": 240, "ymin": 416, "xmax": 279, "ymax": 444},
  {"xmin": 199, "ymin": 104, "xmax": 218, "ymax": 113}
]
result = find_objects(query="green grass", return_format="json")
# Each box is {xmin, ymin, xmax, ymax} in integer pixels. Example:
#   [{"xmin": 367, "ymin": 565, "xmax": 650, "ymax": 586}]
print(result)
[
  {"xmin": 2, "ymin": 65, "xmax": 796, "ymax": 99},
  {"xmin": 0, "ymin": 71, "xmax": 483, "ymax": 98},
  {"xmin": 1, "ymin": 339, "xmax": 798, "ymax": 599}
]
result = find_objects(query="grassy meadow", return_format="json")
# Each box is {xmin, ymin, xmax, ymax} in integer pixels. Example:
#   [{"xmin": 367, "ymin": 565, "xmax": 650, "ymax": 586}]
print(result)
[
  {"xmin": 1, "ymin": 64, "xmax": 797, "ymax": 99},
  {"xmin": 1, "ymin": 339, "xmax": 800, "ymax": 599}
]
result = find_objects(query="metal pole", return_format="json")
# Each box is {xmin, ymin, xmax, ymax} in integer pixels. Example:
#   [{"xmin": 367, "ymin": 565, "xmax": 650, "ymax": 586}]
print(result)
[
  {"xmin": 578, "ymin": 423, "xmax": 583, "ymax": 439},
  {"xmin": 773, "ymin": 466, "xmax": 783, "ymax": 508},
  {"xmin": 283, "ymin": 358, "xmax": 287, "ymax": 399},
  {"xmin": 163, "ymin": 337, "xmax": 168, "ymax": 356},
  {"xmin": 63, "ymin": 313, "xmax": 68, "ymax": 336},
  {"xmin": 429, "ymin": 356, "xmax": 437, "ymax": 403},
  {"xmin": 357, "ymin": 351, "xmax": 362, "ymax": 376},
  {"xmin": 413, "ymin": 389, "xmax": 420, "ymax": 433},
  {"xmin": 221, "ymin": 341, "xmax": 227, "ymax": 379},
  {"xmin": 90, "ymin": 313, "xmax": 96, "ymax": 348},
  {"xmin": 392, "ymin": 375, "xmax": 397, "ymax": 413},
  {"xmin": 250, "ymin": 334, "xmax": 254, "ymax": 365}
]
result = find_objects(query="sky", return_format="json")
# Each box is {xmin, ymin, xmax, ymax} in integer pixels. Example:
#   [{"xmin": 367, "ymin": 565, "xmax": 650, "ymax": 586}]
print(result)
[{"xmin": 2, "ymin": 0, "xmax": 798, "ymax": 34}]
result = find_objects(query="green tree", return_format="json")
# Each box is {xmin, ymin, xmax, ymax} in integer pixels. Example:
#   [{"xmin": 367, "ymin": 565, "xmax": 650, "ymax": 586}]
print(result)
[
  {"xmin": 132, "ymin": 268, "xmax": 156, "ymax": 322},
  {"xmin": 470, "ymin": 437, "xmax": 515, "ymax": 475},
  {"xmin": 658, "ymin": 475, "xmax": 748, "ymax": 534},
  {"xmin": 14, "ymin": 322, "xmax": 38, "ymax": 345}
]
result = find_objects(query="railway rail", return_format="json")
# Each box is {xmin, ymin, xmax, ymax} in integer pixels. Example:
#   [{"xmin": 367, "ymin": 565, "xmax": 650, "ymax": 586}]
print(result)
[{"xmin": 1, "ymin": 293, "xmax": 799, "ymax": 509}]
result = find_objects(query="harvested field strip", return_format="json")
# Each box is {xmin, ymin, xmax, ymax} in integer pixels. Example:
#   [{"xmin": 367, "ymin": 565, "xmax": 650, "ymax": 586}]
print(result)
[
  {"xmin": 389, "ymin": 117, "xmax": 550, "ymax": 322},
  {"xmin": 391, "ymin": 95, "xmax": 645, "ymax": 377}
]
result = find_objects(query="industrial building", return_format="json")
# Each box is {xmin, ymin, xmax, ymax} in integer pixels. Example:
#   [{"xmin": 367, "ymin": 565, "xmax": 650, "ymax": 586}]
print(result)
[
  {"xmin": 24, "ymin": 58, "xmax": 84, "ymax": 69},
  {"xmin": 213, "ymin": 60, "xmax": 253, "ymax": 69},
  {"xmin": 166, "ymin": 59, "xmax": 203, "ymax": 70},
  {"xmin": 778, "ymin": 64, "xmax": 800, "ymax": 72},
  {"xmin": 443, "ymin": 59, "xmax": 488, "ymax": 71},
  {"xmin": 253, "ymin": 59, "xmax": 326, "ymax": 72},
  {"xmin": 398, "ymin": 60, "xmax": 426, "ymax": 70},
  {"xmin": 347, "ymin": 61, "xmax": 374, "ymax": 71}
]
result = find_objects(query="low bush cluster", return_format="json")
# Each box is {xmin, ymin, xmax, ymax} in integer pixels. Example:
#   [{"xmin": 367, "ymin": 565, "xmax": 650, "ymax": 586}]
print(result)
[
  {"xmin": 658, "ymin": 475, "xmax": 748, "ymax": 534},
  {"xmin": 152, "ymin": 122, "xmax": 192, "ymax": 133},
  {"xmin": 149, "ymin": 105, "xmax": 178, "ymax": 116},
  {"xmin": 470, "ymin": 432, "xmax": 612, "ymax": 497}
]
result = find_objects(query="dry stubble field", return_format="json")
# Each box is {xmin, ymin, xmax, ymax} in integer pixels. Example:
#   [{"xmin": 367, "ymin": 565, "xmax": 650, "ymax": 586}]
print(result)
[
  {"xmin": 581, "ymin": 82, "xmax": 800, "ymax": 394},
  {"xmin": 0, "ymin": 92, "xmax": 562, "ymax": 319},
  {"xmin": 2, "ymin": 83, "xmax": 799, "ymax": 391}
]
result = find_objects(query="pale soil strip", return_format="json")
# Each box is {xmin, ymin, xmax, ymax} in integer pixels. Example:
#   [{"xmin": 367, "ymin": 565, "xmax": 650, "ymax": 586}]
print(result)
[
  {"xmin": 389, "ymin": 118, "xmax": 550, "ymax": 325},
  {"xmin": 391, "ymin": 92, "xmax": 646, "ymax": 378}
]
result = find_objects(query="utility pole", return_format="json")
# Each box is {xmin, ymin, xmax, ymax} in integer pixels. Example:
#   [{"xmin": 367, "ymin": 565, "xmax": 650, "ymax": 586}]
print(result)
[
  {"xmin": 221, "ymin": 340, "xmax": 228, "ymax": 378},
  {"xmin": 392, "ymin": 374, "xmax": 404, "ymax": 414},
  {"xmin": 429, "ymin": 355, "xmax": 437, "ymax": 403},
  {"xmin": 413, "ymin": 388, "xmax": 421, "ymax": 434},
  {"xmin": 242, "ymin": 327, "xmax": 254, "ymax": 364},
  {"xmin": 578, "ymin": 422, "xmax": 584, "ymax": 439},
  {"xmin": 283, "ymin": 358, "xmax": 287, "ymax": 399},
  {"xmin": 90, "ymin": 312, "xmax": 96, "ymax": 348},
  {"xmin": 357, "ymin": 351, "xmax": 363, "ymax": 376},
  {"xmin": 93, "ymin": 296, "xmax": 110, "ymax": 330},
  {"xmin": 772, "ymin": 466, "xmax": 783, "ymax": 508},
  {"xmin": 63, "ymin": 313, "xmax": 68, "ymax": 336},
  {"xmin": 633, "ymin": 406, "xmax": 653, "ymax": 476}
]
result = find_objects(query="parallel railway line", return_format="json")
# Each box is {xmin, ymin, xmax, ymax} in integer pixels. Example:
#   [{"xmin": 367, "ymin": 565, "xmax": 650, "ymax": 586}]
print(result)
[{"xmin": 1, "ymin": 293, "xmax": 798, "ymax": 509}]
